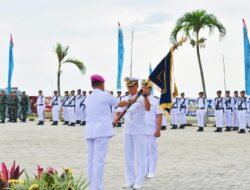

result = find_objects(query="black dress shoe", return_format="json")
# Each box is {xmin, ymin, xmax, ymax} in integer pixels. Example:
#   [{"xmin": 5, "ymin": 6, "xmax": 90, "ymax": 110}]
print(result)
[
  {"xmin": 214, "ymin": 128, "xmax": 222, "ymax": 132},
  {"xmin": 239, "ymin": 129, "xmax": 246, "ymax": 133},
  {"xmin": 63, "ymin": 121, "xmax": 69, "ymax": 125},
  {"xmin": 179, "ymin": 124, "xmax": 185, "ymax": 129},
  {"xmin": 171, "ymin": 125, "xmax": 177, "ymax": 129},
  {"xmin": 161, "ymin": 126, "xmax": 167, "ymax": 130},
  {"xmin": 69, "ymin": 123, "xmax": 75, "ymax": 126},
  {"xmin": 224, "ymin": 127, "xmax": 230, "ymax": 131},
  {"xmin": 197, "ymin": 126, "xmax": 204, "ymax": 132},
  {"xmin": 37, "ymin": 121, "xmax": 42, "ymax": 125},
  {"xmin": 76, "ymin": 120, "xmax": 81, "ymax": 124}
]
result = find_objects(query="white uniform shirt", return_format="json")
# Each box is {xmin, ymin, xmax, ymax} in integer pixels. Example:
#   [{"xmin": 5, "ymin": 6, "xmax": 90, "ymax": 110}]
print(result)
[
  {"xmin": 179, "ymin": 98, "xmax": 189, "ymax": 114},
  {"xmin": 237, "ymin": 96, "xmax": 249, "ymax": 111},
  {"xmin": 79, "ymin": 96, "xmax": 87, "ymax": 110},
  {"xmin": 50, "ymin": 96, "xmax": 61, "ymax": 108},
  {"xmin": 76, "ymin": 95, "xmax": 83, "ymax": 109},
  {"xmin": 36, "ymin": 95, "xmax": 45, "ymax": 109},
  {"xmin": 62, "ymin": 96, "xmax": 69, "ymax": 107},
  {"xmin": 117, "ymin": 94, "xmax": 147, "ymax": 135},
  {"xmin": 196, "ymin": 97, "xmax": 207, "ymax": 111},
  {"xmin": 233, "ymin": 96, "xmax": 239, "ymax": 110},
  {"xmin": 212, "ymin": 97, "xmax": 224, "ymax": 110},
  {"xmin": 171, "ymin": 97, "xmax": 180, "ymax": 110},
  {"xmin": 68, "ymin": 96, "xmax": 76, "ymax": 107},
  {"xmin": 145, "ymin": 95, "xmax": 163, "ymax": 135},
  {"xmin": 223, "ymin": 96, "xmax": 234, "ymax": 111},
  {"xmin": 84, "ymin": 89, "xmax": 119, "ymax": 139}
]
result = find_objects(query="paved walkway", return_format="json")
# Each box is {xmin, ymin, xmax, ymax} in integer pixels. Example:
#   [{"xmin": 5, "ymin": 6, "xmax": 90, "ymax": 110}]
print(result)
[{"xmin": 1, "ymin": 122, "xmax": 250, "ymax": 190}]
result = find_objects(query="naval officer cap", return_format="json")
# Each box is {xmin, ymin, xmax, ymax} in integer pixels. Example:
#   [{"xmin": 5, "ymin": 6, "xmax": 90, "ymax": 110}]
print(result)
[
  {"xmin": 91, "ymin": 74, "xmax": 105, "ymax": 83},
  {"xmin": 124, "ymin": 77, "xmax": 139, "ymax": 87}
]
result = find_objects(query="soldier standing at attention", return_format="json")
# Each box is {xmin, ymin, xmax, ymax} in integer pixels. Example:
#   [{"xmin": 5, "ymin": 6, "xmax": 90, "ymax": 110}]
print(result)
[
  {"xmin": 212, "ymin": 90, "xmax": 224, "ymax": 132},
  {"xmin": 62, "ymin": 91, "xmax": 70, "ymax": 125},
  {"xmin": 116, "ymin": 77, "xmax": 150, "ymax": 190},
  {"xmin": 232, "ymin": 91, "xmax": 240, "ymax": 131},
  {"xmin": 75, "ymin": 89, "xmax": 82, "ymax": 124},
  {"xmin": 170, "ymin": 93, "xmax": 180, "ymax": 129},
  {"xmin": 36, "ymin": 90, "xmax": 46, "ymax": 125},
  {"xmin": 50, "ymin": 91, "xmax": 61, "ymax": 126},
  {"xmin": 7, "ymin": 92, "xmax": 13, "ymax": 122},
  {"xmin": 8, "ymin": 91, "xmax": 19, "ymax": 123},
  {"xmin": 84, "ymin": 74, "xmax": 127, "ymax": 190},
  {"xmin": 179, "ymin": 92, "xmax": 188, "ymax": 129},
  {"xmin": 80, "ymin": 90, "xmax": 87, "ymax": 126},
  {"xmin": 20, "ymin": 91, "xmax": 29, "ymax": 122},
  {"xmin": 196, "ymin": 92, "xmax": 207, "ymax": 132},
  {"xmin": 0, "ymin": 90, "xmax": 7, "ymax": 123},
  {"xmin": 68, "ymin": 90, "xmax": 76, "ymax": 126},
  {"xmin": 237, "ymin": 91, "xmax": 248, "ymax": 133},
  {"xmin": 223, "ymin": 91, "xmax": 234, "ymax": 132}
]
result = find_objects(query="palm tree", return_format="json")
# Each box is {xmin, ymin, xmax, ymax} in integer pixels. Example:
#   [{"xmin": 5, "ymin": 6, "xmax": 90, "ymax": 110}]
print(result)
[
  {"xmin": 54, "ymin": 43, "xmax": 86, "ymax": 95},
  {"xmin": 170, "ymin": 10, "xmax": 226, "ymax": 98}
]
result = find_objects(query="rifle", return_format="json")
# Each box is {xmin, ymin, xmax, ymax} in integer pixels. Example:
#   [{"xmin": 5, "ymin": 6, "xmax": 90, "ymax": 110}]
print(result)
[{"xmin": 113, "ymin": 88, "xmax": 143, "ymax": 127}]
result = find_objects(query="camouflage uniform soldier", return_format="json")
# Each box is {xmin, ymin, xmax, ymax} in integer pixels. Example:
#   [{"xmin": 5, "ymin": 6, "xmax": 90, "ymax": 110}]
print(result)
[
  {"xmin": 20, "ymin": 91, "xmax": 29, "ymax": 122},
  {"xmin": 8, "ymin": 92, "xmax": 19, "ymax": 122},
  {"xmin": 0, "ymin": 91, "xmax": 7, "ymax": 123},
  {"xmin": 7, "ymin": 92, "xmax": 13, "ymax": 122}
]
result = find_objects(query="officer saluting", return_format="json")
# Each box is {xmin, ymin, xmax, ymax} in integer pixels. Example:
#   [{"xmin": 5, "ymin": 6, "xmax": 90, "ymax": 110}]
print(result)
[
  {"xmin": 50, "ymin": 91, "xmax": 61, "ymax": 126},
  {"xmin": 84, "ymin": 74, "xmax": 127, "ymax": 190},
  {"xmin": 116, "ymin": 77, "xmax": 150, "ymax": 190},
  {"xmin": 36, "ymin": 90, "xmax": 46, "ymax": 125},
  {"xmin": 237, "ymin": 91, "xmax": 249, "ymax": 133}
]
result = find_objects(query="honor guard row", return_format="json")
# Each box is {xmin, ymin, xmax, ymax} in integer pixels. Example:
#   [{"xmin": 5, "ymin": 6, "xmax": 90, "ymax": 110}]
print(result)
[{"xmin": 0, "ymin": 90, "xmax": 29, "ymax": 124}]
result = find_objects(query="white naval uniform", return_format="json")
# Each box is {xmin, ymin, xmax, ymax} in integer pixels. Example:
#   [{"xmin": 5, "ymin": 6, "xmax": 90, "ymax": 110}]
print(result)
[
  {"xmin": 80, "ymin": 96, "xmax": 87, "ymax": 123},
  {"xmin": 75, "ymin": 95, "xmax": 82, "ymax": 122},
  {"xmin": 162, "ymin": 111, "xmax": 167, "ymax": 127},
  {"xmin": 223, "ymin": 96, "xmax": 234, "ymax": 127},
  {"xmin": 196, "ymin": 98, "xmax": 207, "ymax": 128},
  {"xmin": 117, "ymin": 94, "xmax": 147, "ymax": 187},
  {"xmin": 50, "ymin": 96, "xmax": 61, "ymax": 122},
  {"xmin": 68, "ymin": 95, "xmax": 76, "ymax": 124},
  {"xmin": 62, "ymin": 96, "xmax": 70, "ymax": 122},
  {"xmin": 179, "ymin": 98, "xmax": 188, "ymax": 125},
  {"xmin": 247, "ymin": 97, "xmax": 250, "ymax": 127},
  {"xmin": 36, "ymin": 95, "xmax": 45, "ymax": 121},
  {"xmin": 212, "ymin": 97, "xmax": 224, "ymax": 128},
  {"xmin": 84, "ymin": 89, "xmax": 119, "ymax": 190},
  {"xmin": 237, "ymin": 96, "xmax": 248, "ymax": 130},
  {"xmin": 145, "ymin": 95, "xmax": 162, "ymax": 176},
  {"xmin": 170, "ymin": 97, "xmax": 180, "ymax": 126},
  {"xmin": 232, "ymin": 96, "xmax": 239, "ymax": 128}
]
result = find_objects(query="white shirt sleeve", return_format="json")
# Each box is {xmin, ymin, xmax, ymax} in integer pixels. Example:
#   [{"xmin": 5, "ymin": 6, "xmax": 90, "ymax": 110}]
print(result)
[{"xmin": 105, "ymin": 94, "xmax": 119, "ymax": 107}]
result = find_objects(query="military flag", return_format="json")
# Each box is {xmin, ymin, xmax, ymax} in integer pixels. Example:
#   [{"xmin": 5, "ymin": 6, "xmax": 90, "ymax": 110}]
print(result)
[
  {"xmin": 8, "ymin": 34, "xmax": 14, "ymax": 93},
  {"xmin": 243, "ymin": 19, "xmax": 250, "ymax": 95},
  {"xmin": 117, "ymin": 22, "xmax": 124, "ymax": 90}
]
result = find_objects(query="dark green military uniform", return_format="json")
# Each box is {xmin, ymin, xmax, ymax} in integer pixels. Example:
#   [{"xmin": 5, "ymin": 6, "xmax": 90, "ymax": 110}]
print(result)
[
  {"xmin": 0, "ymin": 93, "xmax": 7, "ymax": 123},
  {"xmin": 20, "ymin": 94, "xmax": 29, "ymax": 122},
  {"xmin": 7, "ymin": 95, "xmax": 19, "ymax": 122}
]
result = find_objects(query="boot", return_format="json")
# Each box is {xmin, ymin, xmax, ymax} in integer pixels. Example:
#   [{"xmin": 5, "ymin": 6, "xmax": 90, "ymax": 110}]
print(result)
[
  {"xmin": 80, "ymin": 121, "xmax": 86, "ymax": 126},
  {"xmin": 69, "ymin": 123, "xmax": 75, "ymax": 126},
  {"xmin": 161, "ymin": 126, "xmax": 167, "ymax": 130},
  {"xmin": 54, "ymin": 121, "xmax": 58, "ymax": 126},
  {"xmin": 63, "ymin": 121, "xmax": 69, "ymax": 125},
  {"xmin": 224, "ymin": 127, "xmax": 229, "ymax": 131},
  {"xmin": 171, "ymin": 125, "xmax": 177, "ymax": 129},
  {"xmin": 76, "ymin": 120, "xmax": 81, "ymax": 124},
  {"xmin": 51, "ymin": 121, "xmax": 56, "ymax": 126},
  {"xmin": 179, "ymin": 124, "xmax": 184, "ymax": 129},
  {"xmin": 238, "ymin": 129, "xmax": 246, "ymax": 133},
  {"xmin": 37, "ymin": 121, "xmax": 42, "ymax": 125},
  {"xmin": 228, "ymin": 127, "xmax": 231, "ymax": 132},
  {"xmin": 40, "ymin": 121, "xmax": 44, "ymax": 125},
  {"xmin": 197, "ymin": 126, "xmax": 204, "ymax": 132},
  {"xmin": 214, "ymin": 128, "xmax": 222, "ymax": 132}
]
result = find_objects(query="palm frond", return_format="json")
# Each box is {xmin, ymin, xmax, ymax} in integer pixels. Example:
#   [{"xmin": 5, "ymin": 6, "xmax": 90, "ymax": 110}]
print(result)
[
  {"xmin": 63, "ymin": 58, "xmax": 86, "ymax": 74},
  {"xmin": 54, "ymin": 43, "xmax": 69, "ymax": 64}
]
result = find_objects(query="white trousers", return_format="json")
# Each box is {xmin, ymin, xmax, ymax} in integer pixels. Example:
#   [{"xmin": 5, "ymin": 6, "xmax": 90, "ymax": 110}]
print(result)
[
  {"xmin": 247, "ymin": 112, "xmax": 250, "ymax": 127},
  {"xmin": 63, "ymin": 107, "xmax": 69, "ymax": 122},
  {"xmin": 52, "ymin": 106, "xmax": 60, "ymax": 122},
  {"xmin": 37, "ymin": 106, "xmax": 45, "ymax": 121},
  {"xmin": 215, "ymin": 109, "xmax": 224, "ymax": 128},
  {"xmin": 224, "ymin": 110, "xmax": 232, "ymax": 127},
  {"xmin": 124, "ymin": 134, "xmax": 146, "ymax": 186},
  {"xmin": 238, "ymin": 110, "xmax": 247, "ymax": 130},
  {"xmin": 179, "ymin": 110, "xmax": 187, "ymax": 125},
  {"xmin": 170, "ymin": 109, "xmax": 179, "ymax": 125},
  {"xmin": 86, "ymin": 137, "xmax": 109, "ymax": 190},
  {"xmin": 75, "ymin": 106, "xmax": 81, "ymax": 121},
  {"xmin": 68, "ymin": 107, "xmax": 75, "ymax": 123},
  {"xmin": 232, "ymin": 110, "xmax": 239, "ymax": 127},
  {"xmin": 145, "ymin": 135, "xmax": 157, "ymax": 175},
  {"xmin": 81, "ymin": 107, "xmax": 87, "ymax": 122},
  {"xmin": 196, "ymin": 109, "xmax": 206, "ymax": 127}
]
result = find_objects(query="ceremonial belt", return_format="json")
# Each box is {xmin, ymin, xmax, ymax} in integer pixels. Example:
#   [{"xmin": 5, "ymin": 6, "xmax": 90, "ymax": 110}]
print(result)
[
  {"xmin": 215, "ymin": 107, "xmax": 223, "ymax": 110},
  {"xmin": 197, "ymin": 107, "xmax": 205, "ymax": 109},
  {"xmin": 238, "ymin": 108, "xmax": 247, "ymax": 111},
  {"xmin": 226, "ymin": 107, "xmax": 232, "ymax": 110}
]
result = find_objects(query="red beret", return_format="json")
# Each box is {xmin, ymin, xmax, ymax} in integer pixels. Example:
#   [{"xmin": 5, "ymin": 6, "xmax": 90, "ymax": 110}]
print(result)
[{"xmin": 90, "ymin": 74, "xmax": 105, "ymax": 83}]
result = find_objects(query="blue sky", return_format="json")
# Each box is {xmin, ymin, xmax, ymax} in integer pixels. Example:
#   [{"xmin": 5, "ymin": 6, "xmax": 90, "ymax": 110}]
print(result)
[{"xmin": 0, "ymin": 0, "xmax": 249, "ymax": 97}]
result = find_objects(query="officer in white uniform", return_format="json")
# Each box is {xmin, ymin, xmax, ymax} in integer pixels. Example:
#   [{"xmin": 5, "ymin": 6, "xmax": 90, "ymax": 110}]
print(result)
[
  {"xmin": 212, "ymin": 90, "xmax": 224, "ymax": 132},
  {"xmin": 161, "ymin": 111, "xmax": 167, "ymax": 130},
  {"xmin": 50, "ymin": 90, "xmax": 61, "ymax": 126},
  {"xmin": 223, "ymin": 91, "xmax": 234, "ymax": 131},
  {"xmin": 116, "ymin": 77, "xmax": 150, "ymax": 190},
  {"xmin": 237, "ymin": 91, "xmax": 249, "ymax": 133},
  {"xmin": 36, "ymin": 90, "xmax": 46, "ymax": 125},
  {"xmin": 170, "ymin": 94, "xmax": 180, "ymax": 129},
  {"xmin": 68, "ymin": 90, "xmax": 76, "ymax": 126},
  {"xmin": 62, "ymin": 91, "xmax": 70, "ymax": 125},
  {"xmin": 196, "ymin": 92, "xmax": 207, "ymax": 132},
  {"xmin": 142, "ymin": 79, "xmax": 162, "ymax": 179},
  {"xmin": 85, "ymin": 74, "xmax": 127, "ymax": 190},
  {"xmin": 80, "ymin": 91, "xmax": 87, "ymax": 126},
  {"xmin": 232, "ymin": 91, "xmax": 239, "ymax": 130},
  {"xmin": 179, "ymin": 92, "xmax": 188, "ymax": 129},
  {"xmin": 75, "ymin": 89, "xmax": 82, "ymax": 124}
]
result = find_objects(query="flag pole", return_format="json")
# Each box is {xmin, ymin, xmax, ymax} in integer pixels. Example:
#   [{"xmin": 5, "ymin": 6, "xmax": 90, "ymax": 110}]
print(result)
[
  {"xmin": 130, "ymin": 29, "xmax": 134, "ymax": 77},
  {"xmin": 222, "ymin": 54, "xmax": 227, "ymax": 92}
]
